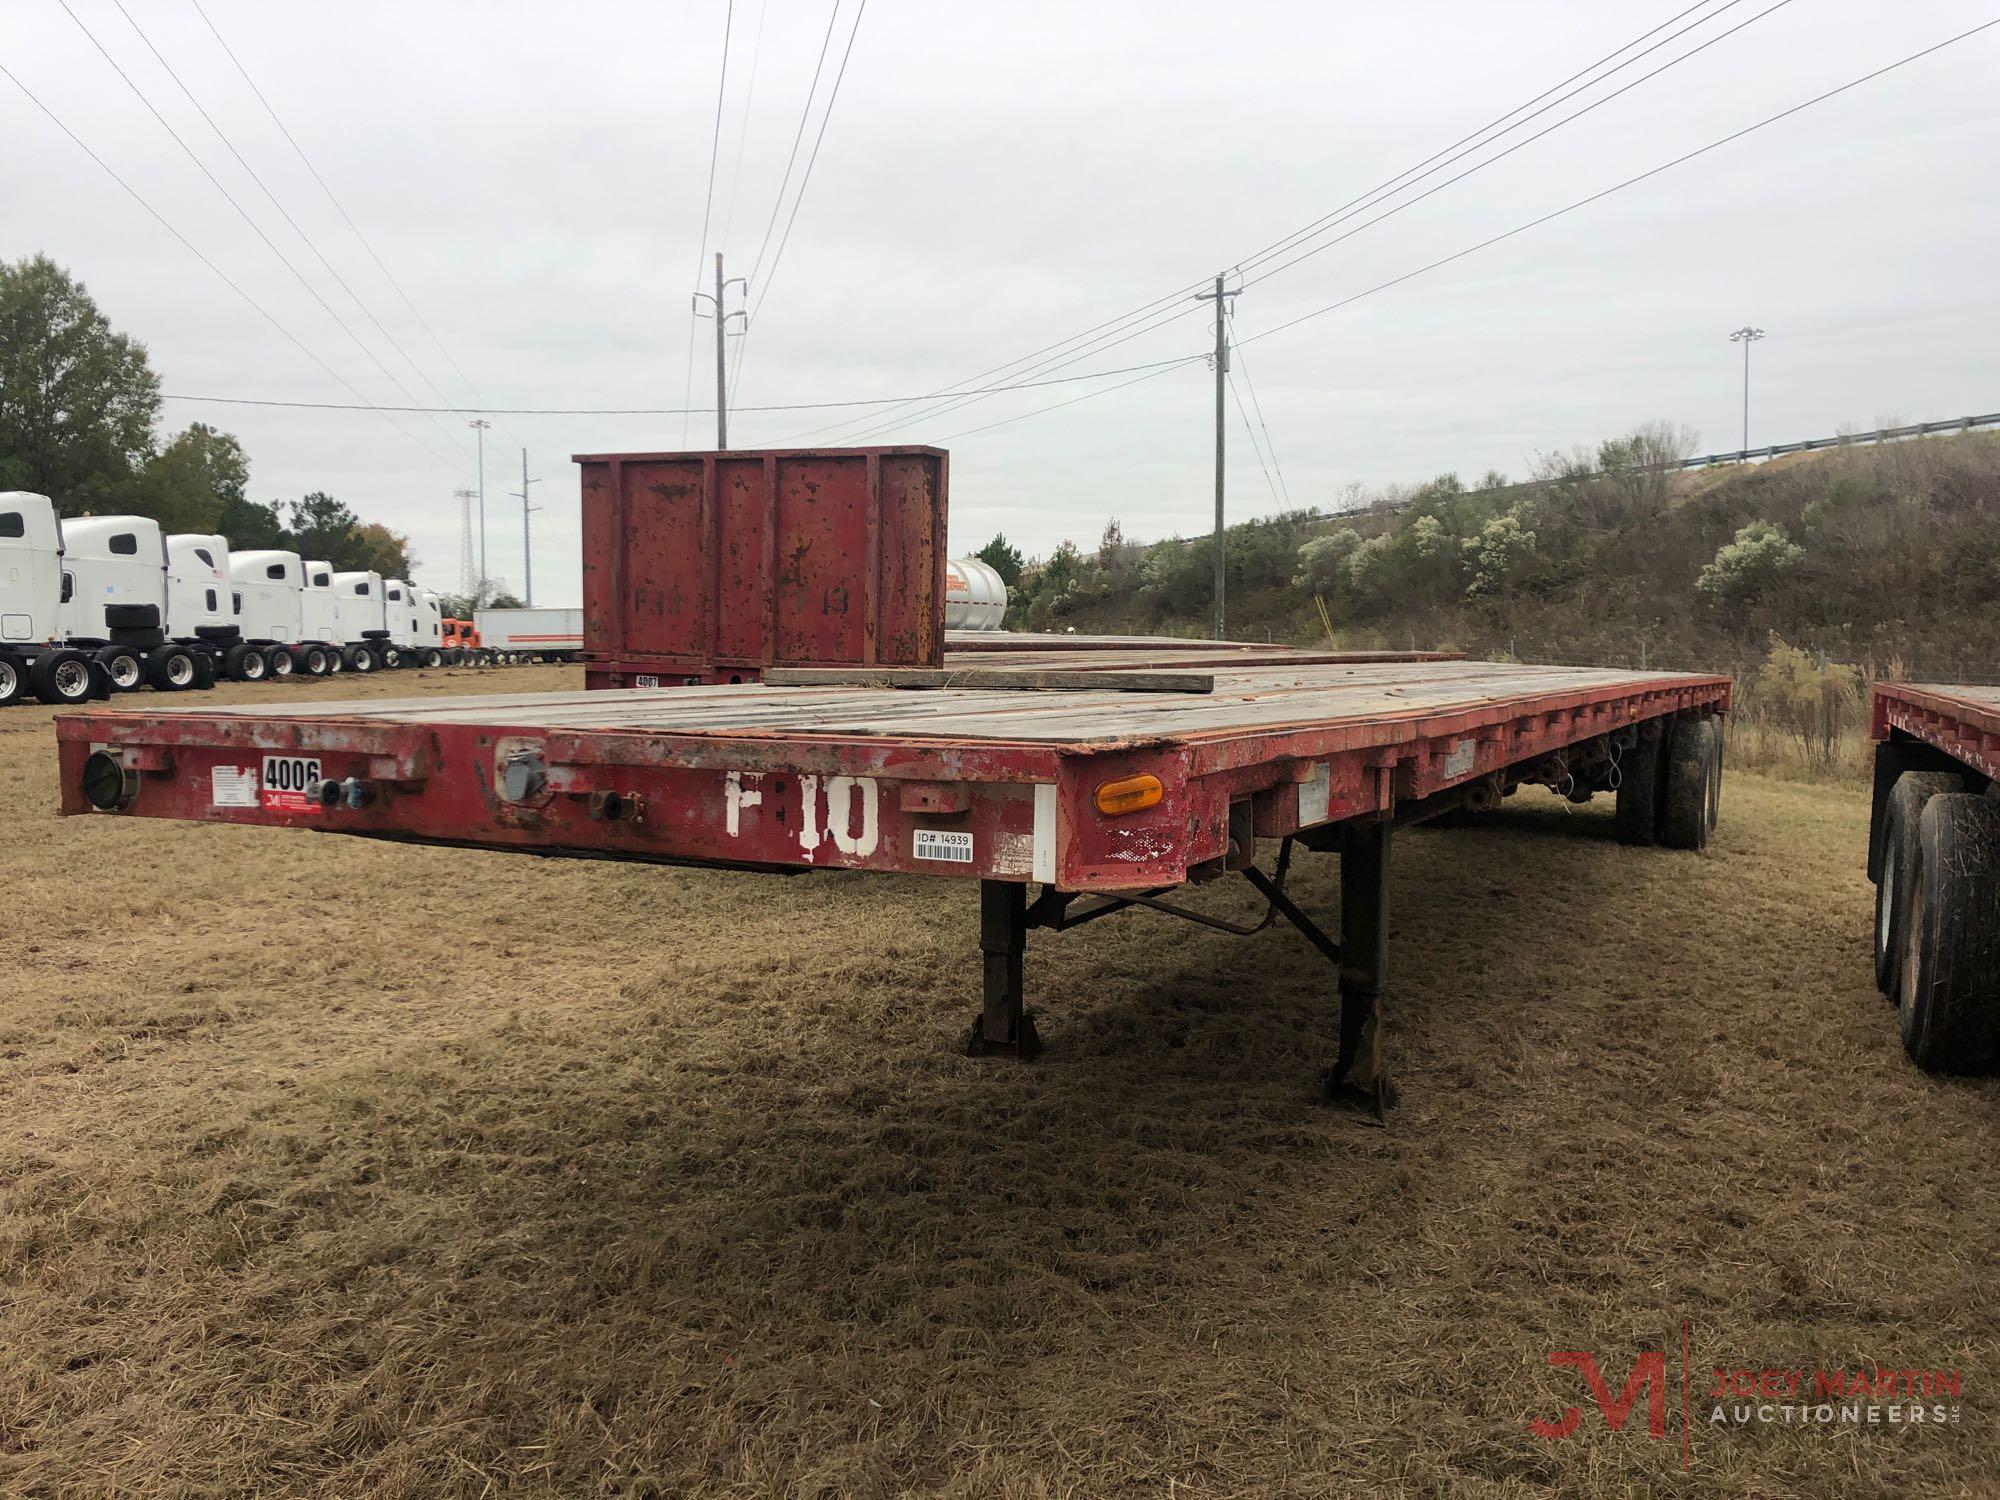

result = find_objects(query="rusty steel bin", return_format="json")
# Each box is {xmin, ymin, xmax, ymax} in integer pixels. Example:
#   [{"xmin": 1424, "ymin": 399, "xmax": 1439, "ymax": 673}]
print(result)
[{"xmin": 576, "ymin": 446, "xmax": 946, "ymax": 687}]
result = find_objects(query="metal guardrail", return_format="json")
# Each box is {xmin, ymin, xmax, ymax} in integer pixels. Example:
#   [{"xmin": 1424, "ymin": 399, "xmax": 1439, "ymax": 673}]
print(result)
[{"xmin": 1672, "ymin": 411, "xmax": 2000, "ymax": 470}]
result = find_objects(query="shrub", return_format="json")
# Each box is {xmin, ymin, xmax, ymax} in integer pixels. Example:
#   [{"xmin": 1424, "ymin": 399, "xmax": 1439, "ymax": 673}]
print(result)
[{"xmin": 1697, "ymin": 521, "xmax": 1803, "ymax": 603}]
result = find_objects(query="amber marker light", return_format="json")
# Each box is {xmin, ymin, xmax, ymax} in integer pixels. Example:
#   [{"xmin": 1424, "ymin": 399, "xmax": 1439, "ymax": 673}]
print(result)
[{"xmin": 1094, "ymin": 773, "xmax": 1164, "ymax": 816}]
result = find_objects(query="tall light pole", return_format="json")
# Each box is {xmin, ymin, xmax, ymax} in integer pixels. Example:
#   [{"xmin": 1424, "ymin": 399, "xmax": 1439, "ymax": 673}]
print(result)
[
  {"xmin": 691, "ymin": 253, "xmax": 746, "ymax": 448},
  {"xmin": 1728, "ymin": 326, "xmax": 1764, "ymax": 454},
  {"xmin": 469, "ymin": 419, "xmax": 491, "ymax": 601},
  {"xmin": 511, "ymin": 449, "xmax": 542, "ymax": 607}
]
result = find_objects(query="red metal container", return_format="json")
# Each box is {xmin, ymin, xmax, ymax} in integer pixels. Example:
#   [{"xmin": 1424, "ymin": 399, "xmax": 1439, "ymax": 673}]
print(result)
[{"xmin": 576, "ymin": 446, "xmax": 947, "ymax": 687}]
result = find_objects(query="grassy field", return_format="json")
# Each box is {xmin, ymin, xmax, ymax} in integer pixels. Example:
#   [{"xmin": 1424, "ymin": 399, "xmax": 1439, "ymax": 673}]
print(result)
[{"xmin": 2, "ymin": 667, "xmax": 1996, "ymax": 1497}]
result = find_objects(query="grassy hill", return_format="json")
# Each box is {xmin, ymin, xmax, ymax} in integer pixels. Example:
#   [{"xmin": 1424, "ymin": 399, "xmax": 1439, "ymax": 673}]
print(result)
[{"xmin": 998, "ymin": 426, "xmax": 2000, "ymax": 686}]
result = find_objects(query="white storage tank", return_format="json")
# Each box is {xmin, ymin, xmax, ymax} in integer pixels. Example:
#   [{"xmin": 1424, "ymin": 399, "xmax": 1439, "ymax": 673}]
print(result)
[{"xmin": 944, "ymin": 557, "xmax": 1008, "ymax": 631}]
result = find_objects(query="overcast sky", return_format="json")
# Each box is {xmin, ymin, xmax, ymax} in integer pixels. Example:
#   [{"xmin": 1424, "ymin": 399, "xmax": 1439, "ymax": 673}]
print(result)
[{"xmin": 6, "ymin": 0, "xmax": 1997, "ymax": 603}]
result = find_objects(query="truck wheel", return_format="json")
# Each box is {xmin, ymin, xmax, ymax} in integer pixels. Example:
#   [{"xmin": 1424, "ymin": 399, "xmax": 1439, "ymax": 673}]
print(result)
[
  {"xmin": 147, "ymin": 645, "xmax": 198, "ymax": 691},
  {"xmin": 423, "ymin": 648, "xmax": 444, "ymax": 668},
  {"xmin": 95, "ymin": 644, "xmax": 145, "ymax": 692},
  {"xmin": 302, "ymin": 646, "xmax": 330, "ymax": 677},
  {"xmin": 1900, "ymin": 793, "xmax": 2000, "ymax": 1074},
  {"xmin": 347, "ymin": 645, "xmax": 376, "ymax": 674},
  {"xmin": 1613, "ymin": 722, "xmax": 1667, "ymax": 845},
  {"xmin": 0, "ymin": 655, "xmax": 24, "ymax": 707},
  {"xmin": 32, "ymin": 648, "xmax": 95, "ymax": 705},
  {"xmin": 382, "ymin": 646, "xmax": 403, "ymax": 670},
  {"xmin": 325, "ymin": 650, "xmax": 342, "ymax": 675},
  {"xmin": 223, "ymin": 642, "xmax": 258, "ymax": 681},
  {"xmin": 267, "ymin": 647, "xmax": 294, "ymax": 679},
  {"xmin": 1658, "ymin": 717, "xmax": 1717, "ymax": 850},
  {"xmin": 1874, "ymin": 772, "xmax": 1965, "ymax": 997},
  {"xmin": 192, "ymin": 649, "xmax": 216, "ymax": 689}
]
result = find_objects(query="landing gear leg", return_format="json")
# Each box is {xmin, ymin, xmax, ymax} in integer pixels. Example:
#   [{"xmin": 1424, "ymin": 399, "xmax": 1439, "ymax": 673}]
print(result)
[
  {"xmin": 1327, "ymin": 819, "xmax": 1394, "ymax": 1119},
  {"xmin": 966, "ymin": 879, "xmax": 1042, "ymax": 1059}
]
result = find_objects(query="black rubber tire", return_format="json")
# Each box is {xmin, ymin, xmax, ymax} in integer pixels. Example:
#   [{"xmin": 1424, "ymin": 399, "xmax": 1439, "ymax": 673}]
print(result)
[
  {"xmin": 1874, "ymin": 772, "xmax": 1965, "ymax": 997},
  {"xmin": 194, "ymin": 624, "xmax": 239, "ymax": 643},
  {"xmin": 1614, "ymin": 723, "xmax": 1668, "ymax": 845},
  {"xmin": 382, "ymin": 646, "xmax": 403, "ymax": 670},
  {"xmin": 301, "ymin": 646, "xmax": 330, "ymax": 677},
  {"xmin": 104, "ymin": 602, "xmax": 160, "ymax": 630},
  {"xmin": 346, "ymin": 645, "xmax": 377, "ymax": 674},
  {"xmin": 422, "ymin": 648, "xmax": 443, "ymax": 668},
  {"xmin": 96, "ymin": 644, "xmax": 145, "ymax": 693},
  {"xmin": 147, "ymin": 645, "xmax": 198, "ymax": 691},
  {"xmin": 192, "ymin": 649, "xmax": 216, "ymax": 690},
  {"xmin": 1705, "ymin": 719, "xmax": 1724, "ymax": 837},
  {"xmin": 267, "ymin": 646, "xmax": 294, "ymax": 679},
  {"xmin": 0, "ymin": 654, "xmax": 23, "ymax": 706},
  {"xmin": 32, "ymin": 648, "xmax": 95, "ymax": 705},
  {"xmin": 1900, "ymin": 793, "xmax": 2000, "ymax": 1074},
  {"xmin": 1658, "ymin": 717, "xmax": 1717, "ymax": 850},
  {"xmin": 223, "ymin": 642, "xmax": 258, "ymax": 681}
]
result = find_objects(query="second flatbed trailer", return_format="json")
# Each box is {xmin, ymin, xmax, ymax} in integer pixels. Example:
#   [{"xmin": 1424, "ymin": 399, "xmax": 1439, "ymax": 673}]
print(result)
[
  {"xmin": 57, "ymin": 652, "xmax": 1729, "ymax": 1110},
  {"xmin": 1866, "ymin": 682, "xmax": 2000, "ymax": 1074}
]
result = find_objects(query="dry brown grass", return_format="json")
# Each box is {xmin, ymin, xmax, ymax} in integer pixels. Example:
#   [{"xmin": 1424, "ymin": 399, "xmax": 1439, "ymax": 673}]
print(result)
[{"xmin": 3, "ymin": 669, "xmax": 1997, "ymax": 1497}]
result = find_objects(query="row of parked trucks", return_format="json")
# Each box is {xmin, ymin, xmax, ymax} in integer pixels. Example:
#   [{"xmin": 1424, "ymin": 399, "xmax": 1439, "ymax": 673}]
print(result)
[{"xmin": 0, "ymin": 491, "xmax": 514, "ymax": 706}]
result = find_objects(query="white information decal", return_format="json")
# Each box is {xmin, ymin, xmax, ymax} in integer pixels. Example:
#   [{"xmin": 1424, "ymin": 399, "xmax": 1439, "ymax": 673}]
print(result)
[
  {"xmin": 260, "ymin": 755, "xmax": 322, "ymax": 813},
  {"xmin": 211, "ymin": 766, "xmax": 258, "ymax": 807},
  {"xmin": 913, "ymin": 829, "xmax": 974, "ymax": 863}
]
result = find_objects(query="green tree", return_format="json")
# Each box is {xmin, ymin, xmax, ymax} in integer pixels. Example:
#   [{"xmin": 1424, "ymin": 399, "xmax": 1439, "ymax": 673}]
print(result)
[
  {"xmin": 281, "ymin": 491, "xmax": 361, "ymax": 562},
  {"xmin": 349, "ymin": 521, "xmax": 415, "ymax": 580},
  {"xmin": 976, "ymin": 533, "xmax": 1025, "ymax": 586},
  {"xmin": 139, "ymin": 422, "xmax": 249, "ymax": 534},
  {"xmin": 1464, "ymin": 509, "xmax": 1538, "ymax": 597},
  {"xmin": 0, "ymin": 255, "xmax": 161, "ymax": 513},
  {"xmin": 1292, "ymin": 528, "xmax": 1360, "ymax": 593}
]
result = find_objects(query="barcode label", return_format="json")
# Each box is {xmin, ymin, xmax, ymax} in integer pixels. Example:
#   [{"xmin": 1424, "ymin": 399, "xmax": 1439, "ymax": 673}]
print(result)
[{"xmin": 913, "ymin": 829, "xmax": 974, "ymax": 863}]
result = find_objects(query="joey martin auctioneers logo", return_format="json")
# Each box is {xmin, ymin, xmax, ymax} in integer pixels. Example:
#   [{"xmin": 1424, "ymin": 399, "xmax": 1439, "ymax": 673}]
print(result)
[{"xmin": 1528, "ymin": 1325, "xmax": 1965, "ymax": 1469}]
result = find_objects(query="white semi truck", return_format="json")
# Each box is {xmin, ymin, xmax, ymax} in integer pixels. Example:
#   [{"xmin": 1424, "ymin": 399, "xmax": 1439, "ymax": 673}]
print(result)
[
  {"xmin": 225, "ymin": 550, "xmax": 312, "ymax": 680},
  {"xmin": 297, "ymin": 561, "xmax": 343, "ymax": 675},
  {"xmin": 54, "ymin": 514, "xmax": 201, "ymax": 694},
  {"xmin": 330, "ymin": 569, "xmax": 392, "ymax": 672},
  {"xmin": 0, "ymin": 492, "xmax": 105, "ymax": 705}
]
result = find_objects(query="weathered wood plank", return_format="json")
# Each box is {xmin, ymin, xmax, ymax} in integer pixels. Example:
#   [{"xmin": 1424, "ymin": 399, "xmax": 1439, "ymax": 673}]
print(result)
[{"xmin": 762, "ymin": 666, "xmax": 1215, "ymax": 694}]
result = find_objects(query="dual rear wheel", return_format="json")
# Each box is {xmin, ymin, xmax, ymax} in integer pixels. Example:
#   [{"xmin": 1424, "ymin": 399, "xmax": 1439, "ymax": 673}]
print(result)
[
  {"xmin": 1615, "ymin": 714, "xmax": 1721, "ymax": 849},
  {"xmin": 1875, "ymin": 775, "xmax": 2000, "ymax": 1074}
]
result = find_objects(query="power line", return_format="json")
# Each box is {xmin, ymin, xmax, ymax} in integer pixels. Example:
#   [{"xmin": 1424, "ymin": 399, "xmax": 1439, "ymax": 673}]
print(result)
[
  {"xmin": 793, "ymin": 0, "xmax": 1752, "ymax": 445},
  {"xmin": 828, "ymin": 0, "xmax": 1788, "ymax": 446},
  {"xmin": 938, "ymin": 359, "xmax": 1203, "ymax": 442},
  {"xmin": 1237, "ymin": 18, "xmax": 2000, "ymax": 352},
  {"xmin": 732, "ymin": 0, "xmax": 865, "ymax": 410},
  {"xmin": 56, "ymin": 0, "xmax": 471, "ymax": 467},
  {"xmin": 184, "ymin": 0, "xmax": 505, "ymax": 418},
  {"xmin": 1228, "ymin": 372, "xmax": 1283, "ymax": 509},
  {"xmin": 1227, "ymin": 306, "xmax": 1290, "ymax": 507},
  {"xmin": 160, "ymin": 352, "xmax": 1204, "ymax": 414},
  {"xmin": 718, "ymin": 0, "xmax": 770, "ymax": 259},
  {"xmin": 111, "ymin": 0, "xmax": 478, "ymax": 444},
  {"xmin": 938, "ymin": 18, "xmax": 2000, "ymax": 450},
  {"xmin": 0, "ymin": 59, "xmax": 461, "ymax": 472},
  {"xmin": 683, "ymin": 0, "xmax": 735, "ymax": 445}
]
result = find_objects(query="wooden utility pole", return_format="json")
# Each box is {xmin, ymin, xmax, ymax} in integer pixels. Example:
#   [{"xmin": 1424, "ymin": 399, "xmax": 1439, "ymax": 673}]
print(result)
[{"xmin": 1195, "ymin": 274, "xmax": 1239, "ymax": 640}]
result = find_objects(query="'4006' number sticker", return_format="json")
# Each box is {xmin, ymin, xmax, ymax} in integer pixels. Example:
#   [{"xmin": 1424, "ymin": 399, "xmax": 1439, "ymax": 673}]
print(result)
[{"xmin": 260, "ymin": 754, "xmax": 322, "ymax": 812}]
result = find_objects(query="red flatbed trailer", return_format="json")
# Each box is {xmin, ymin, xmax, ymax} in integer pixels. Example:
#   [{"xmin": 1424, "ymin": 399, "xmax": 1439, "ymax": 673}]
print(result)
[
  {"xmin": 1865, "ymin": 682, "xmax": 2000, "ymax": 1074},
  {"xmin": 57, "ymin": 648, "xmax": 1728, "ymax": 1110}
]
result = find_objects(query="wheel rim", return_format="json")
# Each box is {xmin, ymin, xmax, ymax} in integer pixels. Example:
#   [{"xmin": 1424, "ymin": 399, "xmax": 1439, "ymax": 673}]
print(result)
[
  {"xmin": 53, "ymin": 659, "xmax": 90, "ymax": 698},
  {"xmin": 272, "ymin": 654, "xmax": 293, "ymax": 676},
  {"xmin": 111, "ymin": 655, "xmax": 140, "ymax": 688},
  {"xmin": 0, "ymin": 660, "xmax": 16, "ymax": 697},
  {"xmin": 1877, "ymin": 844, "xmax": 1897, "ymax": 962},
  {"xmin": 168, "ymin": 655, "xmax": 194, "ymax": 686},
  {"xmin": 244, "ymin": 654, "xmax": 265, "ymax": 679}
]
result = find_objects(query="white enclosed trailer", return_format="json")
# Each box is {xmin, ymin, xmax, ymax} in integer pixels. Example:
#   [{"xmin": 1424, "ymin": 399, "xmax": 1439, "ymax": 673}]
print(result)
[
  {"xmin": 474, "ymin": 606, "xmax": 583, "ymax": 661},
  {"xmin": 226, "ymin": 550, "xmax": 306, "ymax": 680},
  {"xmin": 330, "ymin": 569, "xmax": 390, "ymax": 672},
  {"xmin": 0, "ymin": 492, "xmax": 107, "ymax": 705}
]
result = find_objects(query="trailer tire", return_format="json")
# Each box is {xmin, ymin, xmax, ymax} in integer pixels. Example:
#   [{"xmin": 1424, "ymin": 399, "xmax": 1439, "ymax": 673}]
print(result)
[
  {"xmin": 267, "ymin": 647, "xmax": 294, "ymax": 679},
  {"xmin": 0, "ymin": 654, "xmax": 25, "ymax": 706},
  {"xmin": 147, "ymin": 645, "xmax": 198, "ymax": 691},
  {"xmin": 1900, "ymin": 793, "xmax": 2000, "ymax": 1074},
  {"xmin": 1873, "ymin": 771, "xmax": 1966, "ymax": 997},
  {"xmin": 32, "ymin": 648, "xmax": 95, "ymax": 705},
  {"xmin": 1658, "ymin": 717, "xmax": 1716, "ymax": 850},
  {"xmin": 96, "ymin": 644, "xmax": 145, "ymax": 692},
  {"xmin": 1614, "ymin": 722, "xmax": 1668, "ymax": 845},
  {"xmin": 346, "ymin": 644, "xmax": 376, "ymax": 674}
]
